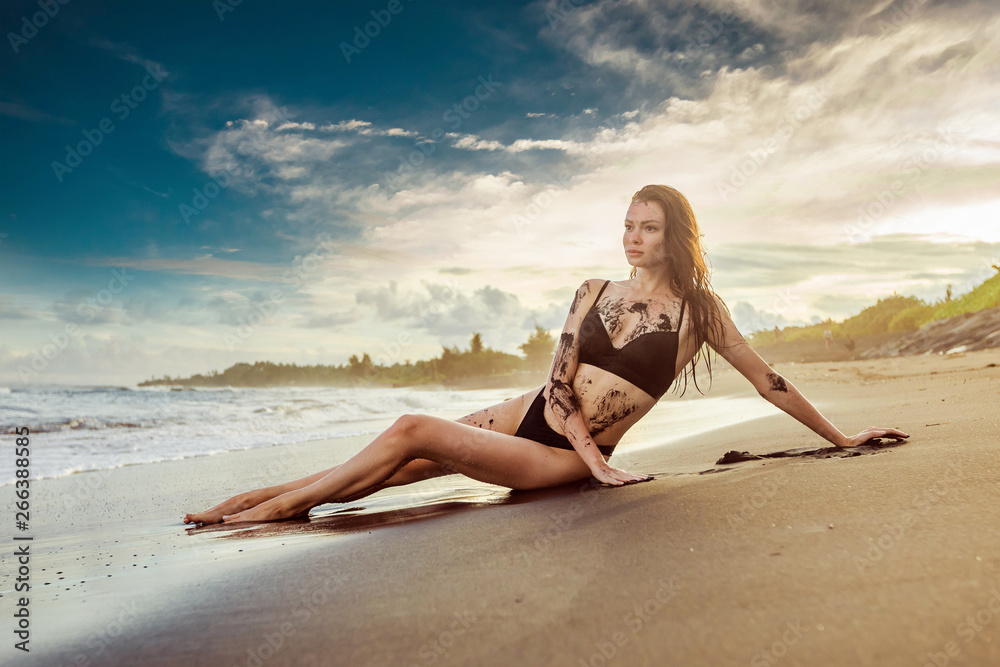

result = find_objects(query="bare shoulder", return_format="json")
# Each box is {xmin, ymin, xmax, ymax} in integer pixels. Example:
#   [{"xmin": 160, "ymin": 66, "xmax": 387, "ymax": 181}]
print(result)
[
  {"xmin": 569, "ymin": 278, "xmax": 599, "ymax": 318},
  {"xmin": 568, "ymin": 278, "xmax": 606, "ymax": 315}
]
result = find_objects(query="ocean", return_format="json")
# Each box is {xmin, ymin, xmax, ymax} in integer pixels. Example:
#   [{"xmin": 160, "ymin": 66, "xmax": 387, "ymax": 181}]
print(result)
[{"xmin": 0, "ymin": 384, "xmax": 523, "ymax": 485}]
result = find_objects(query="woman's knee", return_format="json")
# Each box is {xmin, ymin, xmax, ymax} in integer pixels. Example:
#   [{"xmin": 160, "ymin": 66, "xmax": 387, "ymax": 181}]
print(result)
[{"xmin": 385, "ymin": 414, "xmax": 431, "ymax": 453}]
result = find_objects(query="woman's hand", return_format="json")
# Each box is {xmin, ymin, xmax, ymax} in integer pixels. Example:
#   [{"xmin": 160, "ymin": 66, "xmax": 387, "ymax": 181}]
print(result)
[
  {"xmin": 590, "ymin": 462, "xmax": 654, "ymax": 486},
  {"xmin": 838, "ymin": 426, "xmax": 910, "ymax": 448}
]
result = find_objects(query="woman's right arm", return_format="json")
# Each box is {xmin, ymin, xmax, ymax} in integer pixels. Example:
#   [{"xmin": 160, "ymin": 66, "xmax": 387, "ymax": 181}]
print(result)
[
  {"xmin": 545, "ymin": 280, "xmax": 652, "ymax": 485},
  {"xmin": 545, "ymin": 280, "xmax": 602, "ymax": 466}
]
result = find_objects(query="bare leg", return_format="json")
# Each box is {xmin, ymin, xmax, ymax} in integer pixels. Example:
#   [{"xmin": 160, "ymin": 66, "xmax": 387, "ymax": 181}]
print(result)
[
  {"xmin": 185, "ymin": 389, "xmax": 539, "ymax": 525},
  {"xmin": 183, "ymin": 458, "xmax": 450, "ymax": 525},
  {"xmin": 184, "ymin": 465, "xmax": 338, "ymax": 525},
  {"xmin": 221, "ymin": 413, "xmax": 591, "ymax": 524}
]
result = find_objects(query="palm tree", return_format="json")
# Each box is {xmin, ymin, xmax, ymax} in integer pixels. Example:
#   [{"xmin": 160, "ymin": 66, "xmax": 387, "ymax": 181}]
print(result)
[{"xmin": 519, "ymin": 324, "xmax": 555, "ymax": 372}]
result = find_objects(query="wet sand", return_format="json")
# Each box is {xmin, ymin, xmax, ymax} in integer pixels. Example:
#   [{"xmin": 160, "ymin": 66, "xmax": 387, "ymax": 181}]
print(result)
[{"xmin": 4, "ymin": 348, "xmax": 1000, "ymax": 666}]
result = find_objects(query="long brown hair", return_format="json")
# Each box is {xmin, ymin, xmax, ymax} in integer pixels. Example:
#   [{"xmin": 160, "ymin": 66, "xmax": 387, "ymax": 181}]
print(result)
[{"xmin": 629, "ymin": 184, "xmax": 734, "ymax": 396}]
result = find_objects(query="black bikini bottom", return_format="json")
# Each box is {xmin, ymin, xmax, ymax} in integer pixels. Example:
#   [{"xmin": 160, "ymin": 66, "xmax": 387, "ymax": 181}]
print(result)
[{"xmin": 514, "ymin": 389, "xmax": 615, "ymax": 457}]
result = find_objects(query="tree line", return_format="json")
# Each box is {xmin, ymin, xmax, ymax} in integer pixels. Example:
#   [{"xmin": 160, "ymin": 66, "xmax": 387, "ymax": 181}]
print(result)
[{"xmin": 140, "ymin": 326, "xmax": 557, "ymax": 388}]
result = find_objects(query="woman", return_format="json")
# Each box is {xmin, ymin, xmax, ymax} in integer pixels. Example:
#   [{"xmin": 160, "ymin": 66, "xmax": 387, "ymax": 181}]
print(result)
[{"xmin": 184, "ymin": 185, "xmax": 908, "ymax": 525}]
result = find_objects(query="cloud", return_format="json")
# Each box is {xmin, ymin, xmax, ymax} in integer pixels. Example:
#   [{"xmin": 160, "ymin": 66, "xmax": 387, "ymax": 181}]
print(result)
[
  {"xmin": 298, "ymin": 311, "xmax": 364, "ymax": 329},
  {"xmin": 539, "ymin": 0, "xmax": 779, "ymax": 101},
  {"xmin": 88, "ymin": 38, "xmax": 169, "ymax": 76},
  {"xmin": 0, "ymin": 295, "xmax": 48, "ymax": 321},
  {"xmin": 0, "ymin": 335, "xmax": 272, "ymax": 388},
  {"xmin": 82, "ymin": 255, "xmax": 292, "ymax": 282},
  {"xmin": 352, "ymin": 280, "xmax": 568, "ymax": 348},
  {"xmin": 712, "ymin": 235, "xmax": 1000, "ymax": 321},
  {"xmin": 51, "ymin": 290, "xmax": 122, "ymax": 325},
  {"xmin": 151, "ymin": 0, "xmax": 998, "ymax": 365},
  {"xmin": 0, "ymin": 102, "xmax": 74, "ymax": 125},
  {"xmin": 729, "ymin": 299, "xmax": 806, "ymax": 335},
  {"xmin": 121, "ymin": 296, "xmax": 175, "ymax": 325},
  {"xmin": 355, "ymin": 280, "xmax": 457, "ymax": 321}
]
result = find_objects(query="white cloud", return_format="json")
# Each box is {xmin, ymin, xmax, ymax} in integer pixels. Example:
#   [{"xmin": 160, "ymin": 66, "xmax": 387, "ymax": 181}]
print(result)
[{"xmin": 139, "ymin": 0, "xmax": 999, "ymax": 377}]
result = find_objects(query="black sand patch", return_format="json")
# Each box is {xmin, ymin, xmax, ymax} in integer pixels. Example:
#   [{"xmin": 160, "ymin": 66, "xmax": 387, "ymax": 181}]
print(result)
[{"xmin": 715, "ymin": 437, "xmax": 908, "ymax": 465}]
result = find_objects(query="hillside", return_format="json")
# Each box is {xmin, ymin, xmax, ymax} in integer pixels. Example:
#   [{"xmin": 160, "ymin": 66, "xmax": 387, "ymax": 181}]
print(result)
[
  {"xmin": 747, "ymin": 270, "xmax": 1000, "ymax": 348},
  {"xmin": 747, "ymin": 269, "xmax": 1000, "ymax": 364}
]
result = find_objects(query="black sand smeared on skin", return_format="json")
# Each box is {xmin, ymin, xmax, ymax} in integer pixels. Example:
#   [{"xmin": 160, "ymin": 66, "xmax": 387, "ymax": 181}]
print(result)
[
  {"xmin": 574, "ymin": 376, "xmax": 596, "ymax": 403},
  {"xmin": 766, "ymin": 372, "xmax": 788, "ymax": 393},
  {"xmin": 548, "ymin": 379, "xmax": 581, "ymax": 425},
  {"xmin": 545, "ymin": 313, "xmax": 590, "ymax": 447},
  {"xmin": 460, "ymin": 406, "xmax": 500, "ymax": 431},
  {"xmin": 589, "ymin": 389, "xmax": 638, "ymax": 436},
  {"xmin": 600, "ymin": 297, "xmax": 631, "ymax": 338},
  {"xmin": 596, "ymin": 291, "xmax": 683, "ymax": 346},
  {"xmin": 553, "ymin": 332, "xmax": 576, "ymax": 377},
  {"xmin": 569, "ymin": 281, "xmax": 590, "ymax": 316}
]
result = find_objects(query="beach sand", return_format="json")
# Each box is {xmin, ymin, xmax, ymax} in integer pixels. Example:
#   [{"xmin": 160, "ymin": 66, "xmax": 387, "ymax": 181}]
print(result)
[{"xmin": 5, "ymin": 348, "xmax": 1000, "ymax": 666}]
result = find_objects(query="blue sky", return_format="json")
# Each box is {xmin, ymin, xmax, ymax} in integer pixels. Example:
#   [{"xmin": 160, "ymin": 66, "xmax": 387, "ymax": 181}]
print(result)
[{"xmin": 1, "ymin": 0, "xmax": 998, "ymax": 386}]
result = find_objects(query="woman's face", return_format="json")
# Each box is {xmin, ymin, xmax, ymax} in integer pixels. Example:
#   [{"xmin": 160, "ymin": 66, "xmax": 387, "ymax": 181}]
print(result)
[{"xmin": 623, "ymin": 201, "xmax": 667, "ymax": 271}]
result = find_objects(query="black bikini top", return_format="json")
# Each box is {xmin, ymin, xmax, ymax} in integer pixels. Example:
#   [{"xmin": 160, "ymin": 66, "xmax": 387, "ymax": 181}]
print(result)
[{"xmin": 577, "ymin": 280, "xmax": 685, "ymax": 399}]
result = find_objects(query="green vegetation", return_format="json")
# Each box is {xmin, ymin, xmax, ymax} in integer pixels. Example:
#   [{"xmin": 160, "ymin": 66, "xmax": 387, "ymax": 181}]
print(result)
[
  {"xmin": 140, "ymin": 330, "xmax": 556, "ymax": 388},
  {"xmin": 519, "ymin": 324, "xmax": 556, "ymax": 373},
  {"xmin": 144, "ymin": 269, "xmax": 998, "ymax": 387},
  {"xmin": 747, "ymin": 269, "xmax": 1000, "ymax": 346}
]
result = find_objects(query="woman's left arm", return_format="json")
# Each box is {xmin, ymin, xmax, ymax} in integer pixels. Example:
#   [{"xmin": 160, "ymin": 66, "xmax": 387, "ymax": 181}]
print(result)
[{"xmin": 705, "ymin": 295, "xmax": 909, "ymax": 447}]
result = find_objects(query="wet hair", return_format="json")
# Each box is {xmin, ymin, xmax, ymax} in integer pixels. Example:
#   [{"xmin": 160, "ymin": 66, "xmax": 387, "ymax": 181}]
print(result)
[{"xmin": 629, "ymin": 184, "xmax": 737, "ymax": 397}]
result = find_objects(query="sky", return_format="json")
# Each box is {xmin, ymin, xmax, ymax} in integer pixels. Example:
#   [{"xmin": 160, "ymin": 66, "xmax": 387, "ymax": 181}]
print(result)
[{"xmin": 1, "ymin": 0, "xmax": 998, "ymax": 387}]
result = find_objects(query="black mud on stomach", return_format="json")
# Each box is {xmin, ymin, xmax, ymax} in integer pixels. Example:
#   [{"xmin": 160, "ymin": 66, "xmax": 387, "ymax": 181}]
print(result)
[{"xmin": 588, "ymin": 388, "xmax": 638, "ymax": 436}]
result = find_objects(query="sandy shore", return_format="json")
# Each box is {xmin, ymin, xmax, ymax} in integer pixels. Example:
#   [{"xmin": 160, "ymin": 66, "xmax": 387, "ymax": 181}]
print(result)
[{"xmin": 4, "ymin": 348, "xmax": 999, "ymax": 666}]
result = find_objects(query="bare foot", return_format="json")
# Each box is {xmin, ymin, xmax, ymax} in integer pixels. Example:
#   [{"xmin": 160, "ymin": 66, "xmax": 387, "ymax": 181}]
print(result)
[
  {"xmin": 183, "ymin": 490, "xmax": 266, "ymax": 525},
  {"xmin": 221, "ymin": 489, "xmax": 314, "ymax": 524}
]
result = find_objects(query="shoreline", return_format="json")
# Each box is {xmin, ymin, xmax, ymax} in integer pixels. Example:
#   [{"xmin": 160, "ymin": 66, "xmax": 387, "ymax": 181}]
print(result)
[
  {"xmin": 3, "ymin": 373, "xmax": 763, "ymax": 486},
  {"xmin": 3, "ymin": 348, "xmax": 999, "ymax": 665},
  {"xmin": 0, "ymin": 384, "xmax": 542, "ymax": 485}
]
